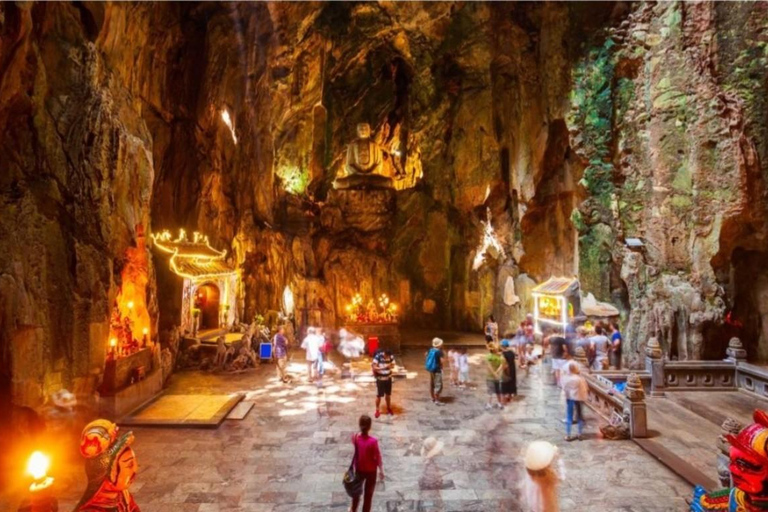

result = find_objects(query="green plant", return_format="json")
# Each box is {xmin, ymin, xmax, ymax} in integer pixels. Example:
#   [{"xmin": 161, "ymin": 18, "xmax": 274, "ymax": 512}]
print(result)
[{"xmin": 277, "ymin": 165, "xmax": 310, "ymax": 195}]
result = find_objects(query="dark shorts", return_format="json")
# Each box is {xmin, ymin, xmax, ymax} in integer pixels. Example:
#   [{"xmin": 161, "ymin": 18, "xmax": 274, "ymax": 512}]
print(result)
[
  {"xmin": 376, "ymin": 378, "xmax": 392, "ymax": 397},
  {"xmin": 486, "ymin": 380, "xmax": 502, "ymax": 395}
]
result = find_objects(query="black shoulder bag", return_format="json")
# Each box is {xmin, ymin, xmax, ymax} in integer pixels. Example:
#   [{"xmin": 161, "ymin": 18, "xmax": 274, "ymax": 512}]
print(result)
[{"xmin": 343, "ymin": 434, "xmax": 364, "ymax": 497}]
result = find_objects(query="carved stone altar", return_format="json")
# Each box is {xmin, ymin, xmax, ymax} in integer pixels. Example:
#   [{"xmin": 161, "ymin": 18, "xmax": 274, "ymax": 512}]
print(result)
[
  {"xmin": 345, "ymin": 322, "xmax": 401, "ymax": 354},
  {"xmin": 100, "ymin": 348, "xmax": 163, "ymax": 418}
]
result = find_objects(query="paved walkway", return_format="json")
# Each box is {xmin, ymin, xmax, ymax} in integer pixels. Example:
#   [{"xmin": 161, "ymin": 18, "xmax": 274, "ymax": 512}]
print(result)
[
  {"xmin": 3, "ymin": 349, "xmax": 693, "ymax": 511},
  {"xmin": 400, "ymin": 330, "xmax": 488, "ymax": 348}
]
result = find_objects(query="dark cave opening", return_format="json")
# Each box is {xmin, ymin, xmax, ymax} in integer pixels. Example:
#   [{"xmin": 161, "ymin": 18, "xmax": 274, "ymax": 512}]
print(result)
[{"xmin": 731, "ymin": 248, "xmax": 768, "ymax": 362}]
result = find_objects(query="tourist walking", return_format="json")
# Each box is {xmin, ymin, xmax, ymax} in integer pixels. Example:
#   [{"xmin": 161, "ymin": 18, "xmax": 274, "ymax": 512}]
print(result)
[
  {"xmin": 447, "ymin": 348, "xmax": 458, "ymax": 386},
  {"xmin": 372, "ymin": 348, "xmax": 395, "ymax": 418},
  {"xmin": 609, "ymin": 322, "xmax": 623, "ymax": 369},
  {"xmin": 589, "ymin": 326, "xmax": 610, "ymax": 371},
  {"xmin": 500, "ymin": 339, "xmax": 517, "ymax": 401},
  {"xmin": 349, "ymin": 414, "xmax": 384, "ymax": 512},
  {"xmin": 523, "ymin": 343, "xmax": 538, "ymax": 376},
  {"xmin": 457, "ymin": 347, "xmax": 469, "ymax": 388},
  {"xmin": 561, "ymin": 361, "xmax": 588, "ymax": 441},
  {"xmin": 301, "ymin": 327, "xmax": 320, "ymax": 382},
  {"xmin": 549, "ymin": 332, "xmax": 568, "ymax": 387},
  {"xmin": 425, "ymin": 338, "xmax": 445, "ymax": 405},
  {"xmin": 485, "ymin": 315, "xmax": 499, "ymax": 345},
  {"xmin": 273, "ymin": 326, "xmax": 289, "ymax": 383},
  {"xmin": 485, "ymin": 344, "xmax": 506, "ymax": 410},
  {"xmin": 522, "ymin": 441, "xmax": 562, "ymax": 512}
]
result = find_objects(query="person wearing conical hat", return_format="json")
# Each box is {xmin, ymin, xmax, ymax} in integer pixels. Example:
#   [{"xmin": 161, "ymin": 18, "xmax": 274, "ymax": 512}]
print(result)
[
  {"xmin": 522, "ymin": 440, "xmax": 562, "ymax": 512},
  {"xmin": 75, "ymin": 419, "xmax": 140, "ymax": 512}
]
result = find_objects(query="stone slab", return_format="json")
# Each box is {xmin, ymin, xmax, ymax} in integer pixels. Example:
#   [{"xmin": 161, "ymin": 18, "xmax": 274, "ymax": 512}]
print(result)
[
  {"xmin": 120, "ymin": 393, "xmax": 244, "ymax": 428},
  {"xmin": 226, "ymin": 401, "xmax": 254, "ymax": 420}
]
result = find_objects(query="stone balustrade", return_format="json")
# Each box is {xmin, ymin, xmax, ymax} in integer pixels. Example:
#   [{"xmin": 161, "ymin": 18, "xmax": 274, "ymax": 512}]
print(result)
[
  {"xmin": 662, "ymin": 361, "xmax": 737, "ymax": 390},
  {"xmin": 583, "ymin": 371, "xmax": 648, "ymax": 438},
  {"xmin": 736, "ymin": 362, "xmax": 768, "ymax": 399}
]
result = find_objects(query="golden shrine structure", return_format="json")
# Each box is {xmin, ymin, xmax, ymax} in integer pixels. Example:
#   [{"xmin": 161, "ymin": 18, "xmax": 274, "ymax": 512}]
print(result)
[{"xmin": 151, "ymin": 229, "xmax": 240, "ymax": 335}]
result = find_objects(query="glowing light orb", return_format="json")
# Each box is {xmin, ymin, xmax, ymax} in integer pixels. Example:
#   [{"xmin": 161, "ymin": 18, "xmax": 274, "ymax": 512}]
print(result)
[
  {"xmin": 109, "ymin": 338, "xmax": 117, "ymax": 347},
  {"xmin": 27, "ymin": 451, "xmax": 49, "ymax": 480},
  {"xmin": 127, "ymin": 301, "xmax": 134, "ymax": 310}
]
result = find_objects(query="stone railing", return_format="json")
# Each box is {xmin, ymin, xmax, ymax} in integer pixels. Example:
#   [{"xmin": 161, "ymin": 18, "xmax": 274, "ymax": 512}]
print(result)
[
  {"xmin": 591, "ymin": 370, "xmax": 652, "ymax": 391},
  {"xmin": 736, "ymin": 363, "xmax": 768, "ymax": 399},
  {"xmin": 644, "ymin": 337, "xmax": 740, "ymax": 395},
  {"xmin": 662, "ymin": 361, "xmax": 737, "ymax": 391},
  {"xmin": 583, "ymin": 372, "xmax": 647, "ymax": 438}
]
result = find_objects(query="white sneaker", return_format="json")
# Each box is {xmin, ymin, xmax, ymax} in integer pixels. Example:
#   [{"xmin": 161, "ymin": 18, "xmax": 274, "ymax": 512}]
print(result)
[{"xmin": 485, "ymin": 403, "xmax": 493, "ymax": 410}]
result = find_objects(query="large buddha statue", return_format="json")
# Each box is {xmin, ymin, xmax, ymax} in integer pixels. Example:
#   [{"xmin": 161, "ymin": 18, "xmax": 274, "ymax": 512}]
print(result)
[
  {"xmin": 333, "ymin": 123, "xmax": 394, "ymax": 190},
  {"xmin": 691, "ymin": 409, "xmax": 768, "ymax": 511}
]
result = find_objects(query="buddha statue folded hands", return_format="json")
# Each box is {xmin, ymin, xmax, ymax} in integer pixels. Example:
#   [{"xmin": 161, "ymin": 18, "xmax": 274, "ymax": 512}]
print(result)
[{"xmin": 333, "ymin": 123, "xmax": 394, "ymax": 190}]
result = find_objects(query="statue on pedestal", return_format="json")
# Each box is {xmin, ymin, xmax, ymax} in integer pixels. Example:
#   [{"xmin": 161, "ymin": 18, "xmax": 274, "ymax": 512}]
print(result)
[
  {"xmin": 75, "ymin": 420, "xmax": 140, "ymax": 512},
  {"xmin": 691, "ymin": 409, "xmax": 768, "ymax": 511},
  {"xmin": 333, "ymin": 123, "xmax": 394, "ymax": 190}
]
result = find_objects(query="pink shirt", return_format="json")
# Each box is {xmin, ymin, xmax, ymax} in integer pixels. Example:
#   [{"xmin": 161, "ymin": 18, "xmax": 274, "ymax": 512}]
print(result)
[{"xmin": 352, "ymin": 433, "xmax": 381, "ymax": 473}]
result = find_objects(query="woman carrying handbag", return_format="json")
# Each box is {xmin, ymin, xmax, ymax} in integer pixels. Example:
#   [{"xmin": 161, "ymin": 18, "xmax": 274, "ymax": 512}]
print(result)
[{"xmin": 344, "ymin": 414, "xmax": 384, "ymax": 512}]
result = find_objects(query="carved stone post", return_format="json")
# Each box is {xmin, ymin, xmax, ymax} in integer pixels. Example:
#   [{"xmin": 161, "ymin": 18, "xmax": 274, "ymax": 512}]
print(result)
[
  {"xmin": 645, "ymin": 337, "xmax": 665, "ymax": 397},
  {"xmin": 624, "ymin": 373, "xmax": 648, "ymax": 438},
  {"xmin": 725, "ymin": 337, "xmax": 747, "ymax": 364},
  {"xmin": 717, "ymin": 417, "xmax": 743, "ymax": 487}
]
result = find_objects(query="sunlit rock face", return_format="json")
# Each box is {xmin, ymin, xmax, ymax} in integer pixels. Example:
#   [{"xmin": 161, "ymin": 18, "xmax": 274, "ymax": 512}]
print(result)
[{"xmin": 2, "ymin": 1, "xmax": 768, "ymax": 409}]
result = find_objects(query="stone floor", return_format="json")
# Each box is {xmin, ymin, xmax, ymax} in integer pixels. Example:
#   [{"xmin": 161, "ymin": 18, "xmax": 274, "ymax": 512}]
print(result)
[
  {"xmin": 642, "ymin": 389, "xmax": 761, "ymax": 489},
  {"xmin": 2, "ymin": 348, "xmax": 694, "ymax": 512}
]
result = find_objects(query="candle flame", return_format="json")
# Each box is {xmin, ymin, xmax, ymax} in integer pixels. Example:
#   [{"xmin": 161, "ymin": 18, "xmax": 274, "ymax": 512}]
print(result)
[
  {"xmin": 127, "ymin": 301, "xmax": 134, "ymax": 310},
  {"xmin": 27, "ymin": 451, "xmax": 49, "ymax": 480},
  {"xmin": 110, "ymin": 338, "xmax": 117, "ymax": 347},
  {"xmin": 142, "ymin": 328, "xmax": 149, "ymax": 335}
]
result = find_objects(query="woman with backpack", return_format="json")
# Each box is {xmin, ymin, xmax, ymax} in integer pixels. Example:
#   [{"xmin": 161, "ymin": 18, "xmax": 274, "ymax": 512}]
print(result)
[
  {"xmin": 425, "ymin": 338, "xmax": 445, "ymax": 405},
  {"xmin": 348, "ymin": 414, "xmax": 384, "ymax": 512}
]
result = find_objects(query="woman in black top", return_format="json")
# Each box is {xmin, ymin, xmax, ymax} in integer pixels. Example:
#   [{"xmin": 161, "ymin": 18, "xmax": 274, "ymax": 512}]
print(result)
[{"xmin": 500, "ymin": 339, "xmax": 517, "ymax": 400}]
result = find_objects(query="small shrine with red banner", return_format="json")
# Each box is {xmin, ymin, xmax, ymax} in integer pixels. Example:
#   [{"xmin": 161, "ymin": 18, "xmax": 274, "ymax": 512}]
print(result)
[{"xmin": 343, "ymin": 292, "xmax": 401, "ymax": 354}]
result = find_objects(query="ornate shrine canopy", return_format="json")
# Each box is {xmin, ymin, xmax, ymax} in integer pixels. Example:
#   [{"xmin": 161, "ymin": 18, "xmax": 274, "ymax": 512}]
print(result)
[
  {"xmin": 531, "ymin": 277, "xmax": 579, "ymax": 296},
  {"xmin": 151, "ymin": 229, "xmax": 235, "ymax": 280}
]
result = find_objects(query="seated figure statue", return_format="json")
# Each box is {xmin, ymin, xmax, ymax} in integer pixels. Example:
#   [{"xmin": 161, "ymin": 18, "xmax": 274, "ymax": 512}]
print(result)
[
  {"xmin": 75, "ymin": 419, "xmax": 140, "ymax": 511},
  {"xmin": 691, "ymin": 409, "xmax": 768, "ymax": 511},
  {"xmin": 333, "ymin": 123, "xmax": 394, "ymax": 190}
]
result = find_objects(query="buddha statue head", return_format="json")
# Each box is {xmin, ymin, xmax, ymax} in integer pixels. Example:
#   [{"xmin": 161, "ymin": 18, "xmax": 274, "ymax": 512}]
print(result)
[
  {"xmin": 728, "ymin": 410, "xmax": 768, "ymax": 496},
  {"xmin": 356, "ymin": 123, "xmax": 371, "ymax": 140}
]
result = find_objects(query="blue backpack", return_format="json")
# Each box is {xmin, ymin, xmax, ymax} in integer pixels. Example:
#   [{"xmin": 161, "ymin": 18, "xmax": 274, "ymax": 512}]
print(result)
[{"xmin": 425, "ymin": 348, "xmax": 441, "ymax": 372}]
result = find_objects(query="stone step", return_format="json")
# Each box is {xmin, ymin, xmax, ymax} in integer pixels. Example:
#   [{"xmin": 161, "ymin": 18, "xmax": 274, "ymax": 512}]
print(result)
[{"xmin": 634, "ymin": 437, "xmax": 718, "ymax": 491}]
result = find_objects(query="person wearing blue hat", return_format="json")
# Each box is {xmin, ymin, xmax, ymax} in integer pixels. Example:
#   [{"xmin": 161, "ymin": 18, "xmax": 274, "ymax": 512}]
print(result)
[{"xmin": 500, "ymin": 338, "xmax": 517, "ymax": 401}]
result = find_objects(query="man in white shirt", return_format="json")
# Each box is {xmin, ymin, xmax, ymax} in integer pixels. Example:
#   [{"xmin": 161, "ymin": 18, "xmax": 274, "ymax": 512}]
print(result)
[{"xmin": 301, "ymin": 327, "xmax": 321, "ymax": 382}]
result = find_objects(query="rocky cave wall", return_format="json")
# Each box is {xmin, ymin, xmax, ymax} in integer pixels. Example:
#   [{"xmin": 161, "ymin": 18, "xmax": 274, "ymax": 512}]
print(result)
[{"xmin": 3, "ymin": 1, "xmax": 768, "ymax": 410}]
